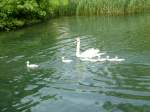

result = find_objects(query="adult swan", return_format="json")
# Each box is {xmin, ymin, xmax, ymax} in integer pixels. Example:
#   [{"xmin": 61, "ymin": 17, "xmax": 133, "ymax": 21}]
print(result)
[{"xmin": 76, "ymin": 37, "xmax": 105, "ymax": 58}]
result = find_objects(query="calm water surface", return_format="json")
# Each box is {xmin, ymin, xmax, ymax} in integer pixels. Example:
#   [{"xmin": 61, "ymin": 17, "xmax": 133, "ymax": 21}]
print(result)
[{"xmin": 0, "ymin": 14, "xmax": 150, "ymax": 112}]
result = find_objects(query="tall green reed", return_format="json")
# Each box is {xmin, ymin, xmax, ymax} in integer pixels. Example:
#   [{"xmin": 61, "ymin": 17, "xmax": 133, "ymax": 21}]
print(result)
[{"xmin": 60, "ymin": 0, "xmax": 150, "ymax": 16}]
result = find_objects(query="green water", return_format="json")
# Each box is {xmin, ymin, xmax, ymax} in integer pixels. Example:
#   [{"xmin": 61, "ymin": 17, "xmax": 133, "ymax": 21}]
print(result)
[{"xmin": 0, "ymin": 14, "xmax": 150, "ymax": 112}]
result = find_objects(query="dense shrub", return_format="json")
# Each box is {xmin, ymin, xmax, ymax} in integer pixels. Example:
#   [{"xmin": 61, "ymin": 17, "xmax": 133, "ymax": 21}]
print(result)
[{"xmin": 0, "ymin": 0, "xmax": 56, "ymax": 30}]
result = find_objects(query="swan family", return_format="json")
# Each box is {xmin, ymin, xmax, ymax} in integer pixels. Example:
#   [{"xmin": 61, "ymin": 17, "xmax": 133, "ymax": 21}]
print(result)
[
  {"xmin": 61, "ymin": 37, "xmax": 125, "ymax": 63},
  {"xmin": 75, "ymin": 37, "xmax": 125, "ymax": 62},
  {"xmin": 26, "ymin": 37, "xmax": 125, "ymax": 68}
]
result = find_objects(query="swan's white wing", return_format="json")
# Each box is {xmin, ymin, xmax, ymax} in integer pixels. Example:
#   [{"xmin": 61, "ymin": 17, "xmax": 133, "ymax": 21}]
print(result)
[
  {"xmin": 80, "ymin": 48, "xmax": 100, "ymax": 58},
  {"xmin": 87, "ymin": 48, "xmax": 99, "ymax": 54}
]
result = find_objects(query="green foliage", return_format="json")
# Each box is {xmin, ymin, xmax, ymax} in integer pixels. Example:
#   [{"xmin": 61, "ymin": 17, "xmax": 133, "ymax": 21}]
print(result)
[
  {"xmin": 0, "ymin": 0, "xmax": 150, "ymax": 31},
  {"xmin": 0, "ymin": 0, "xmax": 56, "ymax": 30},
  {"xmin": 75, "ymin": 0, "xmax": 150, "ymax": 16}
]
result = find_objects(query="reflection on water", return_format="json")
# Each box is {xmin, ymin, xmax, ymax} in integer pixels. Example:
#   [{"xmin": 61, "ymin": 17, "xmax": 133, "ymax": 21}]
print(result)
[{"xmin": 0, "ymin": 13, "xmax": 150, "ymax": 112}]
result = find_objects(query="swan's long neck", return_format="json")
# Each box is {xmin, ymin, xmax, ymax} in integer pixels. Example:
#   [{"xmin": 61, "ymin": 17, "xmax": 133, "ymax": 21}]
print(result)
[
  {"xmin": 76, "ymin": 41, "xmax": 80, "ymax": 57},
  {"xmin": 27, "ymin": 62, "xmax": 30, "ymax": 66}
]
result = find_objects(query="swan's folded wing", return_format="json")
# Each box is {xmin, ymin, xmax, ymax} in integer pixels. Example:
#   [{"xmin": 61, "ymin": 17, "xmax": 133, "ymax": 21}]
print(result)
[{"xmin": 80, "ymin": 48, "xmax": 100, "ymax": 58}]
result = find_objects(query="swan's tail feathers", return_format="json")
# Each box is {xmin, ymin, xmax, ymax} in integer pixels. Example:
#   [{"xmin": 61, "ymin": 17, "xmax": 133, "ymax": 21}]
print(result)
[{"xmin": 97, "ymin": 53, "xmax": 105, "ymax": 57}]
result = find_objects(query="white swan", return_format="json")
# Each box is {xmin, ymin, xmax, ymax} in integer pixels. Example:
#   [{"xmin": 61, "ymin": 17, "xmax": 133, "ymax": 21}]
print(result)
[
  {"xmin": 76, "ymin": 37, "xmax": 105, "ymax": 58},
  {"xmin": 26, "ymin": 61, "xmax": 39, "ymax": 68},
  {"xmin": 62, "ymin": 57, "xmax": 72, "ymax": 63}
]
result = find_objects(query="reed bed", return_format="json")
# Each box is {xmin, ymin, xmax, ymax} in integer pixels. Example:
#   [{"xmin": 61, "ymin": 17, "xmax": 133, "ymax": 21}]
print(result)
[{"xmin": 55, "ymin": 0, "xmax": 150, "ymax": 16}]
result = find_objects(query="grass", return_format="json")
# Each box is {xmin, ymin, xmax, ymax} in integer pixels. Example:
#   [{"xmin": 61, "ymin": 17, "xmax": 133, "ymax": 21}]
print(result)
[{"xmin": 60, "ymin": 0, "xmax": 150, "ymax": 16}]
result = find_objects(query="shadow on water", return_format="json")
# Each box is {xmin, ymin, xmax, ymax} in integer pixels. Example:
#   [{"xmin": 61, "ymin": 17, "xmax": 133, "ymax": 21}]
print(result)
[{"xmin": 0, "ymin": 13, "xmax": 150, "ymax": 112}]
